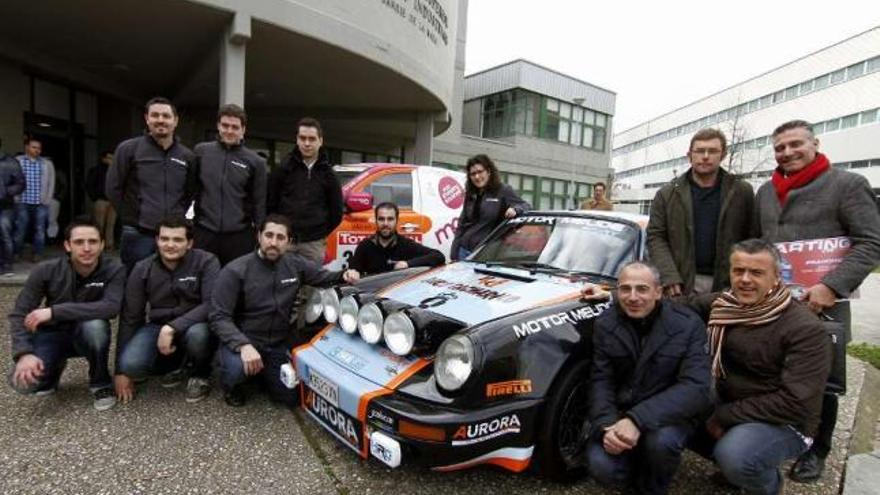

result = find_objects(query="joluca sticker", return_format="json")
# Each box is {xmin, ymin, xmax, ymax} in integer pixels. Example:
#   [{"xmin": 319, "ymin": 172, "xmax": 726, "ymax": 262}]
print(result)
[{"xmin": 438, "ymin": 176, "xmax": 464, "ymax": 209}]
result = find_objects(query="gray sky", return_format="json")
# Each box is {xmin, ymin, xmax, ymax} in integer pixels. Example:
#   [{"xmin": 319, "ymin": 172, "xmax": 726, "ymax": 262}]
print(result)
[{"xmin": 465, "ymin": 0, "xmax": 880, "ymax": 133}]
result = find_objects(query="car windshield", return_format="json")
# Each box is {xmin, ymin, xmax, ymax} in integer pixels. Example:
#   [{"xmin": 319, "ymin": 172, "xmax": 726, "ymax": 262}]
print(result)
[
  {"xmin": 470, "ymin": 215, "xmax": 640, "ymax": 278},
  {"xmin": 334, "ymin": 170, "xmax": 363, "ymax": 186}
]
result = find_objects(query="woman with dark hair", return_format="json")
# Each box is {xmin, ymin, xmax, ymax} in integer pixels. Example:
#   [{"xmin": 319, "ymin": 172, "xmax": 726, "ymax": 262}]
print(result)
[{"xmin": 450, "ymin": 154, "xmax": 530, "ymax": 260}]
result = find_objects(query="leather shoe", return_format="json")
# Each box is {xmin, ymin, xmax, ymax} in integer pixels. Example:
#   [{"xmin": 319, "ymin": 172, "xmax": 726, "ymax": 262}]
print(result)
[
  {"xmin": 789, "ymin": 450, "xmax": 825, "ymax": 482},
  {"xmin": 224, "ymin": 386, "xmax": 246, "ymax": 407}
]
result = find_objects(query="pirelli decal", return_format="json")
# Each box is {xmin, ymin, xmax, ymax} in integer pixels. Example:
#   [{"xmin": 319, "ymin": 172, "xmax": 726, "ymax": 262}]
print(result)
[{"xmin": 486, "ymin": 379, "xmax": 532, "ymax": 398}]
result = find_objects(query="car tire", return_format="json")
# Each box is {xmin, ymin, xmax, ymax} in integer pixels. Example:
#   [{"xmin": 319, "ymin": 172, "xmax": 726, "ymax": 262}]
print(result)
[{"xmin": 532, "ymin": 359, "xmax": 590, "ymax": 482}]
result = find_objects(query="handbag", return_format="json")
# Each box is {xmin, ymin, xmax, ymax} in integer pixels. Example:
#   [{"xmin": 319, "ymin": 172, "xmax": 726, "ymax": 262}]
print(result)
[{"xmin": 819, "ymin": 312, "xmax": 847, "ymax": 395}]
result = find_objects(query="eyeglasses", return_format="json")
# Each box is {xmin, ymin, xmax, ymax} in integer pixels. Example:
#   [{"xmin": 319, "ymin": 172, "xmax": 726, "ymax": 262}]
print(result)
[{"xmin": 690, "ymin": 148, "xmax": 723, "ymax": 156}]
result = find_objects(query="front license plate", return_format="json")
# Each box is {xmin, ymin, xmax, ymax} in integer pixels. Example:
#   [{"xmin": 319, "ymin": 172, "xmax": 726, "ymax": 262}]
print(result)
[
  {"xmin": 308, "ymin": 368, "xmax": 339, "ymax": 407},
  {"xmin": 303, "ymin": 384, "xmax": 363, "ymax": 452}
]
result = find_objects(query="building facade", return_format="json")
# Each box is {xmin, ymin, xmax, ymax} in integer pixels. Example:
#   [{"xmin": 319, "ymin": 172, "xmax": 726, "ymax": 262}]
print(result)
[{"xmin": 612, "ymin": 27, "xmax": 880, "ymax": 214}]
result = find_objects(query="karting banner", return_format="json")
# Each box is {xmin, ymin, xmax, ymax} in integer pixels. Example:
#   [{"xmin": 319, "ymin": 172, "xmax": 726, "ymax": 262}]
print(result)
[{"xmin": 774, "ymin": 236, "xmax": 856, "ymax": 299}]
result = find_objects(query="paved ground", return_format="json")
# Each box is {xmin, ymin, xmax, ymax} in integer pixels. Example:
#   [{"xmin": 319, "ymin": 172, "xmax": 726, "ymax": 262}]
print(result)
[
  {"xmin": 0, "ymin": 284, "xmax": 865, "ymax": 495},
  {"xmin": 850, "ymin": 273, "xmax": 880, "ymax": 346}
]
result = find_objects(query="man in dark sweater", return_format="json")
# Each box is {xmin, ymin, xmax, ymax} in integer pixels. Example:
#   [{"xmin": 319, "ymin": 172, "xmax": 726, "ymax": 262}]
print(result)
[
  {"xmin": 348, "ymin": 202, "xmax": 444, "ymax": 275},
  {"xmin": 7, "ymin": 219, "xmax": 125, "ymax": 410},
  {"xmin": 193, "ymin": 104, "xmax": 267, "ymax": 265},
  {"xmin": 266, "ymin": 117, "xmax": 342, "ymax": 264},
  {"xmin": 106, "ymin": 96, "xmax": 197, "ymax": 273},
  {"xmin": 114, "ymin": 217, "xmax": 220, "ymax": 404},
  {"xmin": 210, "ymin": 214, "xmax": 359, "ymax": 407}
]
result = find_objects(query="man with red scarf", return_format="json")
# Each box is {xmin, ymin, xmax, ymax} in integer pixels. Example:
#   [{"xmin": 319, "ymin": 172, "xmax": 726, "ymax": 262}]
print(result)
[{"xmin": 755, "ymin": 120, "xmax": 880, "ymax": 482}]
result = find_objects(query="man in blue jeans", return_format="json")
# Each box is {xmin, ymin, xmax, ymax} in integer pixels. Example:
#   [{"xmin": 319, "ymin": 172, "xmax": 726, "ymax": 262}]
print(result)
[
  {"xmin": 14, "ymin": 137, "xmax": 55, "ymax": 262},
  {"xmin": 585, "ymin": 261, "xmax": 712, "ymax": 495},
  {"xmin": 114, "ymin": 217, "xmax": 220, "ymax": 403},
  {"xmin": 8, "ymin": 218, "xmax": 125, "ymax": 410},
  {"xmin": 687, "ymin": 239, "xmax": 831, "ymax": 494},
  {"xmin": 0, "ymin": 141, "xmax": 26, "ymax": 275},
  {"xmin": 210, "ymin": 214, "xmax": 359, "ymax": 407}
]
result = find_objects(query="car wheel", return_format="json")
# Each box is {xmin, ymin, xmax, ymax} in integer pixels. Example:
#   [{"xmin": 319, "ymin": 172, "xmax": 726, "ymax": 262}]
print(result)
[{"xmin": 532, "ymin": 359, "xmax": 590, "ymax": 481}]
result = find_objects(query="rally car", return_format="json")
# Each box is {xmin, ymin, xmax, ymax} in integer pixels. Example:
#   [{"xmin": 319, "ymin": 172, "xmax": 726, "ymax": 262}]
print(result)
[{"xmin": 287, "ymin": 210, "xmax": 647, "ymax": 479}]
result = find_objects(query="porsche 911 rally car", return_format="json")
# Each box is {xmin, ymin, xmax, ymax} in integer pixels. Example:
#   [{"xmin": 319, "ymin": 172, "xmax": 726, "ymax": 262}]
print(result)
[{"xmin": 287, "ymin": 210, "xmax": 647, "ymax": 479}]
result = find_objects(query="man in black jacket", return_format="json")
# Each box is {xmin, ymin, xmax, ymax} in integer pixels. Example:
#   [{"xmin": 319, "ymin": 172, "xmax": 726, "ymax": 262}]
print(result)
[
  {"xmin": 114, "ymin": 217, "xmax": 220, "ymax": 404},
  {"xmin": 210, "ymin": 214, "xmax": 359, "ymax": 407},
  {"xmin": 85, "ymin": 151, "xmax": 116, "ymax": 251},
  {"xmin": 348, "ymin": 202, "xmax": 444, "ymax": 275},
  {"xmin": 0, "ymin": 140, "xmax": 26, "ymax": 275},
  {"xmin": 106, "ymin": 96, "xmax": 197, "ymax": 272},
  {"xmin": 193, "ymin": 104, "xmax": 267, "ymax": 265},
  {"xmin": 266, "ymin": 117, "xmax": 342, "ymax": 264},
  {"xmin": 586, "ymin": 261, "xmax": 712, "ymax": 495},
  {"xmin": 7, "ymin": 219, "xmax": 125, "ymax": 410}
]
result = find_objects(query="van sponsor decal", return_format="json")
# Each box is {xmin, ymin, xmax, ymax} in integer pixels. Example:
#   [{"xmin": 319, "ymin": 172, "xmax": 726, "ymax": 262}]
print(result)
[
  {"xmin": 452, "ymin": 414, "xmax": 521, "ymax": 446},
  {"xmin": 434, "ymin": 218, "xmax": 458, "ymax": 245},
  {"xmin": 512, "ymin": 301, "xmax": 613, "ymax": 339},
  {"xmin": 486, "ymin": 380, "xmax": 533, "ymax": 398},
  {"xmin": 438, "ymin": 176, "xmax": 464, "ymax": 209}
]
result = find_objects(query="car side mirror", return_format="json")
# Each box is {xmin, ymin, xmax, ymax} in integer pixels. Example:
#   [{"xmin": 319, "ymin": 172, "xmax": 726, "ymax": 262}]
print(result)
[{"xmin": 346, "ymin": 191, "xmax": 373, "ymax": 213}]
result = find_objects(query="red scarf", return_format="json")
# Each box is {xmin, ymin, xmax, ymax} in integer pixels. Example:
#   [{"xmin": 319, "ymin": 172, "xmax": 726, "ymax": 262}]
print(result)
[{"xmin": 771, "ymin": 153, "xmax": 830, "ymax": 205}]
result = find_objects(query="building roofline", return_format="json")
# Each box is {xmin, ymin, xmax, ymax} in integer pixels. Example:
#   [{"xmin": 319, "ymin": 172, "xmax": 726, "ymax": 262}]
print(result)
[
  {"xmin": 465, "ymin": 58, "xmax": 617, "ymax": 96},
  {"xmin": 615, "ymin": 25, "xmax": 880, "ymax": 135}
]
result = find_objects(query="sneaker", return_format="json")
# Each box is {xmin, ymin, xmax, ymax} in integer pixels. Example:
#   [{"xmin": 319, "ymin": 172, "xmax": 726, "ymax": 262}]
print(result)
[
  {"xmin": 93, "ymin": 387, "xmax": 116, "ymax": 411},
  {"xmin": 34, "ymin": 387, "xmax": 56, "ymax": 397},
  {"xmin": 160, "ymin": 369, "xmax": 186, "ymax": 388},
  {"xmin": 224, "ymin": 385, "xmax": 246, "ymax": 407},
  {"xmin": 185, "ymin": 377, "xmax": 211, "ymax": 403},
  {"xmin": 789, "ymin": 449, "xmax": 825, "ymax": 482}
]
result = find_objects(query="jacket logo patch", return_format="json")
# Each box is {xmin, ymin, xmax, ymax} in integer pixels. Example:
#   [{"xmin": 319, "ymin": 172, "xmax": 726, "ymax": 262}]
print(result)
[
  {"xmin": 178, "ymin": 276, "xmax": 197, "ymax": 283},
  {"xmin": 230, "ymin": 160, "xmax": 248, "ymax": 169},
  {"xmin": 170, "ymin": 157, "xmax": 188, "ymax": 167},
  {"xmin": 451, "ymin": 414, "xmax": 521, "ymax": 446},
  {"xmin": 84, "ymin": 282, "xmax": 105, "ymax": 288},
  {"xmin": 280, "ymin": 278, "xmax": 298, "ymax": 285},
  {"xmin": 486, "ymin": 379, "xmax": 533, "ymax": 397}
]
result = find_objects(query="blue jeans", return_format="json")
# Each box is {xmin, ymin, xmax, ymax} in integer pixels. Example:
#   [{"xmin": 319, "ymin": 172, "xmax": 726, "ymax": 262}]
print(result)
[
  {"xmin": 120, "ymin": 225, "xmax": 156, "ymax": 273},
  {"xmin": 586, "ymin": 423, "xmax": 693, "ymax": 495},
  {"xmin": 695, "ymin": 422, "xmax": 809, "ymax": 495},
  {"xmin": 0, "ymin": 207, "xmax": 15, "ymax": 270},
  {"xmin": 8, "ymin": 320, "xmax": 112, "ymax": 393},
  {"xmin": 218, "ymin": 343, "xmax": 298, "ymax": 407},
  {"xmin": 117, "ymin": 323, "xmax": 214, "ymax": 379},
  {"xmin": 13, "ymin": 203, "xmax": 48, "ymax": 256}
]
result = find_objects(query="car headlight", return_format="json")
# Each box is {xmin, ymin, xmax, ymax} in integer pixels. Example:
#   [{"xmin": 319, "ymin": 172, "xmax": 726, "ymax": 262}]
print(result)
[
  {"xmin": 304, "ymin": 289, "xmax": 325, "ymax": 323},
  {"xmin": 338, "ymin": 295, "xmax": 360, "ymax": 334},
  {"xmin": 357, "ymin": 303, "xmax": 384, "ymax": 344},
  {"xmin": 384, "ymin": 311, "xmax": 416, "ymax": 356},
  {"xmin": 322, "ymin": 289, "xmax": 340, "ymax": 323},
  {"xmin": 434, "ymin": 335, "xmax": 475, "ymax": 391}
]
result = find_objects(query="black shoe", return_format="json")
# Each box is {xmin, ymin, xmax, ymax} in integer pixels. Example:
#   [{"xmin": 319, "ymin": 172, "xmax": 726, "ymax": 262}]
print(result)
[
  {"xmin": 789, "ymin": 450, "xmax": 825, "ymax": 482},
  {"xmin": 224, "ymin": 386, "xmax": 246, "ymax": 407}
]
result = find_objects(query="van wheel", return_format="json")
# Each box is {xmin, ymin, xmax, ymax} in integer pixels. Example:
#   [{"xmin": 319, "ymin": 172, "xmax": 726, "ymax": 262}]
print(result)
[{"xmin": 532, "ymin": 360, "xmax": 590, "ymax": 481}]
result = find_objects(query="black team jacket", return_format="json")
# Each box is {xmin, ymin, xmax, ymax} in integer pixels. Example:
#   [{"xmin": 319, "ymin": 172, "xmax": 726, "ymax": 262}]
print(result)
[{"xmin": 193, "ymin": 140, "xmax": 267, "ymax": 233}]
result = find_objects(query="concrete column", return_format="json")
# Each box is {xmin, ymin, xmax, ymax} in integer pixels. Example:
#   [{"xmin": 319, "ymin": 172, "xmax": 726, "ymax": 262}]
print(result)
[
  {"xmin": 412, "ymin": 112, "xmax": 434, "ymax": 165},
  {"xmin": 219, "ymin": 12, "xmax": 251, "ymax": 106}
]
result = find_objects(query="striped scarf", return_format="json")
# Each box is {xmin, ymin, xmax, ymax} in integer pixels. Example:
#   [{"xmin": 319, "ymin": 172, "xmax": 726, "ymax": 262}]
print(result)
[{"xmin": 707, "ymin": 282, "xmax": 791, "ymax": 378}]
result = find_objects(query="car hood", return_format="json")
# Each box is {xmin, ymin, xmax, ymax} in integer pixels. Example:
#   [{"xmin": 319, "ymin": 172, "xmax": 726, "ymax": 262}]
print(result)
[{"xmin": 377, "ymin": 262, "xmax": 583, "ymax": 326}]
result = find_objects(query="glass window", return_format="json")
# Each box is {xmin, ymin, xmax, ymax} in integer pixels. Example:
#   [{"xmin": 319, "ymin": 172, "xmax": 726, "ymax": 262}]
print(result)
[
  {"xmin": 505, "ymin": 172, "xmax": 521, "ymax": 189},
  {"xmin": 558, "ymin": 121, "xmax": 570, "ymax": 142},
  {"xmin": 760, "ymin": 95, "xmax": 773, "ymax": 108},
  {"xmin": 841, "ymin": 114, "xmax": 859, "ymax": 129},
  {"xmin": 851, "ymin": 160, "xmax": 870, "ymax": 169},
  {"xmin": 570, "ymin": 123, "xmax": 582, "ymax": 146},
  {"xmin": 522, "ymin": 176, "xmax": 535, "ymax": 191},
  {"xmin": 594, "ymin": 129, "xmax": 606, "ymax": 152},
  {"xmin": 868, "ymin": 56, "xmax": 880, "ymax": 73},
  {"xmin": 830, "ymin": 68, "xmax": 846, "ymax": 84},
  {"xmin": 825, "ymin": 119, "xmax": 840, "ymax": 132},
  {"xmin": 813, "ymin": 121, "xmax": 826, "ymax": 134},
  {"xmin": 546, "ymin": 99, "xmax": 559, "ymax": 112},
  {"xmin": 861, "ymin": 109, "xmax": 878, "ymax": 124},
  {"xmin": 572, "ymin": 106, "xmax": 583, "ymax": 122},
  {"xmin": 583, "ymin": 110, "xmax": 596, "ymax": 125},
  {"xmin": 847, "ymin": 62, "xmax": 866, "ymax": 79},
  {"xmin": 559, "ymin": 102, "xmax": 571, "ymax": 119},
  {"xmin": 799, "ymin": 80, "xmax": 814, "ymax": 94},
  {"xmin": 541, "ymin": 179, "xmax": 553, "ymax": 193},
  {"xmin": 784, "ymin": 85, "xmax": 799, "ymax": 100},
  {"xmin": 583, "ymin": 127, "xmax": 595, "ymax": 150},
  {"xmin": 366, "ymin": 172, "xmax": 413, "ymax": 208},
  {"xmin": 748, "ymin": 99, "xmax": 760, "ymax": 112},
  {"xmin": 813, "ymin": 74, "xmax": 829, "ymax": 90},
  {"xmin": 772, "ymin": 90, "xmax": 785, "ymax": 103}
]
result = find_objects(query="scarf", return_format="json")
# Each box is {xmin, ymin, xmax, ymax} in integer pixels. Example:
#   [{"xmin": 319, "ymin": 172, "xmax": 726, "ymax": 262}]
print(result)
[
  {"xmin": 707, "ymin": 282, "xmax": 792, "ymax": 378},
  {"xmin": 771, "ymin": 153, "xmax": 830, "ymax": 205}
]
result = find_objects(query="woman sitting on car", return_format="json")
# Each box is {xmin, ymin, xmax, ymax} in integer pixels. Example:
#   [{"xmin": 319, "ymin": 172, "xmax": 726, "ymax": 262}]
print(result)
[{"xmin": 450, "ymin": 154, "xmax": 530, "ymax": 260}]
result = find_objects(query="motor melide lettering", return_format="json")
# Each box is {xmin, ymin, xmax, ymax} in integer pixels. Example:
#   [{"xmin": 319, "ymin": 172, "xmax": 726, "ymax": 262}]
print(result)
[
  {"xmin": 513, "ymin": 301, "xmax": 613, "ymax": 339},
  {"xmin": 451, "ymin": 414, "xmax": 521, "ymax": 446},
  {"xmin": 305, "ymin": 389, "xmax": 358, "ymax": 447}
]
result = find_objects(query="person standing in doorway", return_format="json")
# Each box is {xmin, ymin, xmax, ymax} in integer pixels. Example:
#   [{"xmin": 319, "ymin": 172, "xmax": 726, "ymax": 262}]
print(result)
[
  {"xmin": 86, "ymin": 151, "xmax": 116, "ymax": 251},
  {"xmin": 14, "ymin": 137, "xmax": 55, "ymax": 262},
  {"xmin": 0, "ymin": 140, "xmax": 25, "ymax": 275}
]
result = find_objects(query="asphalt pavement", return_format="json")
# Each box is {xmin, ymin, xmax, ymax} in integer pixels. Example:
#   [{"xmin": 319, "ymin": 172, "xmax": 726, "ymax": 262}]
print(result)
[{"xmin": 0, "ymin": 280, "xmax": 869, "ymax": 494}]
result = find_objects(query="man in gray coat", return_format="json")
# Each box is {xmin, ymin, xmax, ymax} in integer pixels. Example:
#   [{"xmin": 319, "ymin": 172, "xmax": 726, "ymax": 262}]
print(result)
[
  {"xmin": 755, "ymin": 119, "xmax": 880, "ymax": 482},
  {"xmin": 647, "ymin": 128, "xmax": 754, "ymax": 296}
]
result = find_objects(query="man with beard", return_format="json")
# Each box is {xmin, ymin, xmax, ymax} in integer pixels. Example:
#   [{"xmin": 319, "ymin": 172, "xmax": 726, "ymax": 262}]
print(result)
[
  {"xmin": 8, "ymin": 219, "xmax": 125, "ymax": 410},
  {"xmin": 647, "ymin": 128, "xmax": 754, "ymax": 296},
  {"xmin": 755, "ymin": 120, "xmax": 880, "ymax": 482},
  {"xmin": 106, "ymin": 97, "xmax": 197, "ymax": 272},
  {"xmin": 210, "ymin": 214, "xmax": 359, "ymax": 407},
  {"xmin": 348, "ymin": 202, "xmax": 444, "ymax": 275},
  {"xmin": 114, "ymin": 217, "xmax": 220, "ymax": 404}
]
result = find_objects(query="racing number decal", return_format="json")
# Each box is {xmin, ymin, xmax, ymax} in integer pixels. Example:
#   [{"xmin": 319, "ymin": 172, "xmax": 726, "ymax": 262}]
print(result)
[{"xmin": 418, "ymin": 291, "xmax": 458, "ymax": 309}]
